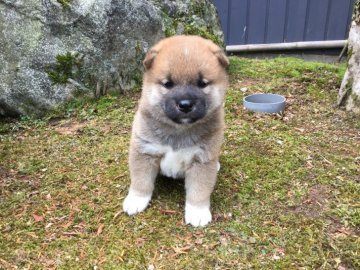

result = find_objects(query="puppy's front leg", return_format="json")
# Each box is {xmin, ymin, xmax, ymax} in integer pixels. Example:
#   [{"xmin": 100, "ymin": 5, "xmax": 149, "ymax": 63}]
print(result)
[
  {"xmin": 123, "ymin": 150, "xmax": 159, "ymax": 215},
  {"xmin": 185, "ymin": 160, "xmax": 218, "ymax": 227}
]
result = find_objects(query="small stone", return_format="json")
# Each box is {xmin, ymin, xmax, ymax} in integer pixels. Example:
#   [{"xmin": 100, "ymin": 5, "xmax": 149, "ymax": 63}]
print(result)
[
  {"xmin": 273, "ymin": 254, "xmax": 281, "ymax": 260},
  {"xmin": 249, "ymin": 237, "xmax": 256, "ymax": 244},
  {"xmin": 219, "ymin": 236, "xmax": 228, "ymax": 246}
]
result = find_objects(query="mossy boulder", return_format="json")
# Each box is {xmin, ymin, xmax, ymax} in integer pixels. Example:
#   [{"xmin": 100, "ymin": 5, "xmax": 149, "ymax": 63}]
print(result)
[
  {"xmin": 0, "ymin": 0, "xmax": 224, "ymax": 117},
  {"xmin": 152, "ymin": 0, "xmax": 224, "ymax": 46}
]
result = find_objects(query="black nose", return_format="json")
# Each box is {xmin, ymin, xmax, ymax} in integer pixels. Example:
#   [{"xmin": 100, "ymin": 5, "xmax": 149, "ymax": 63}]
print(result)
[{"xmin": 177, "ymin": 99, "xmax": 194, "ymax": 113}]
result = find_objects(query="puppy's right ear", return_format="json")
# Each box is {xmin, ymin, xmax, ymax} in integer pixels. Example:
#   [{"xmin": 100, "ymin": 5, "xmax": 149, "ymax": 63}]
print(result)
[
  {"xmin": 143, "ymin": 49, "xmax": 158, "ymax": 70},
  {"xmin": 214, "ymin": 50, "xmax": 229, "ymax": 69}
]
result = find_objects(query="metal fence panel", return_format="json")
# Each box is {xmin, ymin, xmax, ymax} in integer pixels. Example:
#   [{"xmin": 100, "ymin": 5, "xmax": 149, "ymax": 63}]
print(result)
[
  {"xmin": 326, "ymin": 0, "xmax": 355, "ymax": 40},
  {"xmin": 266, "ymin": 0, "xmax": 287, "ymax": 43},
  {"xmin": 247, "ymin": 0, "xmax": 268, "ymax": 44},
  {"xmin": 213, "ymin": 0, "xmax": 355, "ymax": 45},
  {"xmin": 227, "ymin": 0, "xmax": 248, "ymax": 45}
]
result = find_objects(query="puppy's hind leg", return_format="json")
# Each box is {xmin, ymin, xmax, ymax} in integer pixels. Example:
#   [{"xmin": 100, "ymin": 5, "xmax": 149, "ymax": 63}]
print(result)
[
  {"xmin": 184, "ymin": 160, "xmax": 218, "ymax": 227},
  {"xmin": 123, "ymin": 150, "xmax": 159, "ymax": 215}
]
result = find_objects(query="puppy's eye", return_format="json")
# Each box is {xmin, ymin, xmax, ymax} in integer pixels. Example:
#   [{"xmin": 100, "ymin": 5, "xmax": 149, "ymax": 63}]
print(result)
[
  {"xmin": 162, "ymin": 80, "xmax": 174, "ymax": 89},
  {"xmin": 198, "ymin": 79, "xmax": 209, "ymax": 88}
]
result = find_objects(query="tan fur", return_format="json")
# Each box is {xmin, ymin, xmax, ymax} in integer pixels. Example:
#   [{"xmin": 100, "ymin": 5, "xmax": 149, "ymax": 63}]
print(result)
[{"xmin": 123, "ymin": 35, "xmax": 229, "ymax": 227}]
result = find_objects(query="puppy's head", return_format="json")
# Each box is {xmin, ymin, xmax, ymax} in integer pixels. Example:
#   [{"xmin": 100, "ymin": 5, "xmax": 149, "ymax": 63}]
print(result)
[{"xmin": 141, "ymin": 35, "xmax": 229, "ymax": 125}]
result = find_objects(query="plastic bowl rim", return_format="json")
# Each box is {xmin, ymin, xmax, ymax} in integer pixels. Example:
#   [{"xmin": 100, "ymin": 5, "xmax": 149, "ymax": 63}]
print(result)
[{"xmin": 243, "ymin": 93, "xmax": 286, "ymax": 105}]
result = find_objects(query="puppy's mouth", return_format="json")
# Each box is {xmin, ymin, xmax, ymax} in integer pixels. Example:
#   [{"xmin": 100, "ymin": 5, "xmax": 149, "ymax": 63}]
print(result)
[
  {"xmin": 164, "ymin": 98, "xmax": 206, "ymax": 124},
  {"xmin": 179, "ymin": 118, "xmax": 192, "ymax": 124},
  {"xmin": 163, "ymin": 87, "xmax": 207, "ymax": 125}
]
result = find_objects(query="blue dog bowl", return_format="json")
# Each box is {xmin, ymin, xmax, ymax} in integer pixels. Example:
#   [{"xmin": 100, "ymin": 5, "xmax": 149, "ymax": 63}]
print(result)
[{"xmin": 243, "ymin": 93, "xmax": 286, "ymax": 113}]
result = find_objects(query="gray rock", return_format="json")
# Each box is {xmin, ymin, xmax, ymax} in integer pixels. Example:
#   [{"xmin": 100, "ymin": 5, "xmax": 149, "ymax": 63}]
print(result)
[{"xmin": 0, "ymin": 0, "xmax": 223, "ymax": 116}]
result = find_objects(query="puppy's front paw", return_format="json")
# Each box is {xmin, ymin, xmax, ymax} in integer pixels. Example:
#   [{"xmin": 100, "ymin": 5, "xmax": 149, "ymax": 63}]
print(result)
[
  {"xmin": 185, "ymin": 203, "xmax": 212, "ymax": 227},
  {"xmin": 123, "ymin": 191, "xmax": 151, "ymax": 215}
]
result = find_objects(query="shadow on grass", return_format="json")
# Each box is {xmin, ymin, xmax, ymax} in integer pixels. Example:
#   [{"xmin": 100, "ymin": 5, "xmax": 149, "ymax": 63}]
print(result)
[{"xmin": 152, "ymin": 175, "xmax": 185, "ymax": 204}]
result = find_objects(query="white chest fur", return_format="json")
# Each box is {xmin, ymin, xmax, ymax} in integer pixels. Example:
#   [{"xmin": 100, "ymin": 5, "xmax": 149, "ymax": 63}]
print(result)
[{"xmin": 140, "ymin": 143, "xmax": 205, "ymax": 178}]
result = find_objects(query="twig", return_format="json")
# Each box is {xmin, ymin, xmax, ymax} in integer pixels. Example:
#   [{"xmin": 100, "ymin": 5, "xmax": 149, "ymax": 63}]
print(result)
[
  {"xmin": 338, "ymin": 42, "xmax": 348, "ymax": 62},
  {"xmin": 67, "ymin": 78, "xmax": 90, "ymax": 92},
  {"xmin": 96, "ymin": 81, "xmax": 101, "ymax": 98}
]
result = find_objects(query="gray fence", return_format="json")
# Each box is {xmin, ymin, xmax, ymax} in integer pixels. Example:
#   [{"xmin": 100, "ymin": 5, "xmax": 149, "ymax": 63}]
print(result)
[{"xmin": 213, "ymin": 0, "xmax": 355, "ymax": 46}]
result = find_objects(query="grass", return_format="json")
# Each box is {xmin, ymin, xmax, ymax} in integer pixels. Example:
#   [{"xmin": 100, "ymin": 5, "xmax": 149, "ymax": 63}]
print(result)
[{"xmin": 0, "ymin": 57, "xmax": 359, "ymax": 269}]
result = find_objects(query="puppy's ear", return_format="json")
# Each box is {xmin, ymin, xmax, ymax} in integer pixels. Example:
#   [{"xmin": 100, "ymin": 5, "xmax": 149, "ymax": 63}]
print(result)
[
  {"xmin": 143, "ymin": 49, "xmax": 158, "ymax": 70},
  {"xmin": 214, "ymin": 50, "xmax": 229, "ymax": 68},
  {"xmin": 206, "ymin": 39, "xmax": 229, "ymax": 68}
]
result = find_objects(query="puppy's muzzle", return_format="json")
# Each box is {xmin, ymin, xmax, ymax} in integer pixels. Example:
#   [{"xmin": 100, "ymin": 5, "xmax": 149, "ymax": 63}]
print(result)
[{"xmin": 164, "ymin": 86, "xmax": 207, "ymax": 124}]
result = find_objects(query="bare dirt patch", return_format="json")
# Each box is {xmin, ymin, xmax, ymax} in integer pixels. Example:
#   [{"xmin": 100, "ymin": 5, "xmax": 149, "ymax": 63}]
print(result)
[
  {"xmin": 54, "ymin": 120, "xmax": 87, "ymax": 135},
  {"xmin": 293, "ymin": 184, "xmax": 330, "ymax": 218}
]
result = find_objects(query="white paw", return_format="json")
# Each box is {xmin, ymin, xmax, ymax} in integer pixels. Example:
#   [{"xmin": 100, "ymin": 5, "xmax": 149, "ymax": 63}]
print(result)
[
  {"xmin": 217, "ymin": 162, "xmax": 221, "ymax": 172},
  {"xmin": 185, "ymin": 203, "xmax": 212, "ymax": 227},
  {"xmin": 123, "ymin": 191, "xmax": 151, "ymax": 215}
]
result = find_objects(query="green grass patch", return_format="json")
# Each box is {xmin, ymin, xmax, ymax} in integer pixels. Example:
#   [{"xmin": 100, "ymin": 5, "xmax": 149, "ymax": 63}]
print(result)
[{"xmin": 0, "ymin": 57, "xmax": 359, "ymax": 269}]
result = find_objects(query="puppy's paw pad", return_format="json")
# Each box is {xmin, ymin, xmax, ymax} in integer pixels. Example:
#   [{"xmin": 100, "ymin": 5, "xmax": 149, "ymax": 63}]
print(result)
[
  {"xmin": 185, "ymin": 203, "xmax": 212, "ymax": 227},
  {"xmin": 123, "ymin": 192, "xmax": 151, "ymax": 215}
]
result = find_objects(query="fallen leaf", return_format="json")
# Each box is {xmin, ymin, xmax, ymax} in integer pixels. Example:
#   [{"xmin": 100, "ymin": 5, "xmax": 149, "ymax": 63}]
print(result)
[
  {"xmin": 114, "ymin": 173, "xmax": 126, "ymax": 180},
  {"xmin": 96, "ymin": 224, "xmax": 105, "ymax": 236},
  {"xmin": 135, "ymin": 237, "xmax": 147, "ymax": 247},
  {"xmin": 295, "ymin": 127, "xmax": 305, "ymax": 133},
  {"xmin": 113, "ymin": 210, "xmax": 122, "ymax": 220},
  {"xmin": 203, "ymin": 242, "xmax": 219, "ymax": 250},
  {"xmin": 45, "ymin": 223, "xmax": 53, "ymax": 229},
  {"xmin": 171, "ymin": 245, "xmax": 192, "ymax": 257},
  {"xmin": 32, "ymin": 214, "xmax": 44, "ymax": 222},
  {"xmin": 160, "ymin": 209, "xmax": 177, "ymax": 215},
  {"xmin": 63, "ymin": 231, "xmax": 82, "ymax": 236},
  {"xmin": 334, "ymin": 257, "xmax": 341, "ymax": 265},
  {"xmin": 303, "ymin": 198, "xmax": 313, "ymax": 204}
]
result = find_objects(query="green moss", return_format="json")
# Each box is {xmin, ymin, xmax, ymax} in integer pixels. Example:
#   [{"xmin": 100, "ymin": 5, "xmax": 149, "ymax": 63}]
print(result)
[
  {"xmin": 19, "ymin": 96, "xmax": 49, "ymax": 117},
  {"xmin": 184, "ymin": 24, "xmax": 222, "ymax": 46},
  {"xmin": 339, "ymin": 78, "xmax": 354, "ymax": 107},
  {"xmin": 350, "ymin": 92, "xmax": 360, "ymax": 107},
  {"xmin": 153, "ymin": 0, "xmax": 224, "ymax": 47},
  {"xmin": 347, "ymin": 47, "xmax": 353, "ymax": 64},
  {"xmin": 132, "ymin": 42, "xmax": 146, "ymax": 88},
  {"xmin": 57, "ymin": 0, "xmax": 72, "ymax": 8},
  {"xmin": 46, "ymin": 52, "xmax": 83, "ymax": 85}
]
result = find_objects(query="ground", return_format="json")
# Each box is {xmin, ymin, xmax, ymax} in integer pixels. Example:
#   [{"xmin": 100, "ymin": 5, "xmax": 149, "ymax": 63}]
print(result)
[{"xmin": 0, "ymin": 57, "xmax": 359, "ymax": 269}]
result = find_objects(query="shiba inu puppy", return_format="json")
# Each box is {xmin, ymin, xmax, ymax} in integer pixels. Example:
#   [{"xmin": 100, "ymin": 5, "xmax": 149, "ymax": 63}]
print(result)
[{"xmin": 123, "ymin": 35, "xmax": 229, "ymax": 227}]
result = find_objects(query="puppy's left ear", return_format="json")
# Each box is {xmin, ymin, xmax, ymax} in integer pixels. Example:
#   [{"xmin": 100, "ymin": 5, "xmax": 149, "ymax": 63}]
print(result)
[
  {"xmin": 214, "ymin": 50, "xmax": 229, "ymax": 68},
  {"xmin": 143, "ymin": 49, "xmax": 158, "ymax": 70}
]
